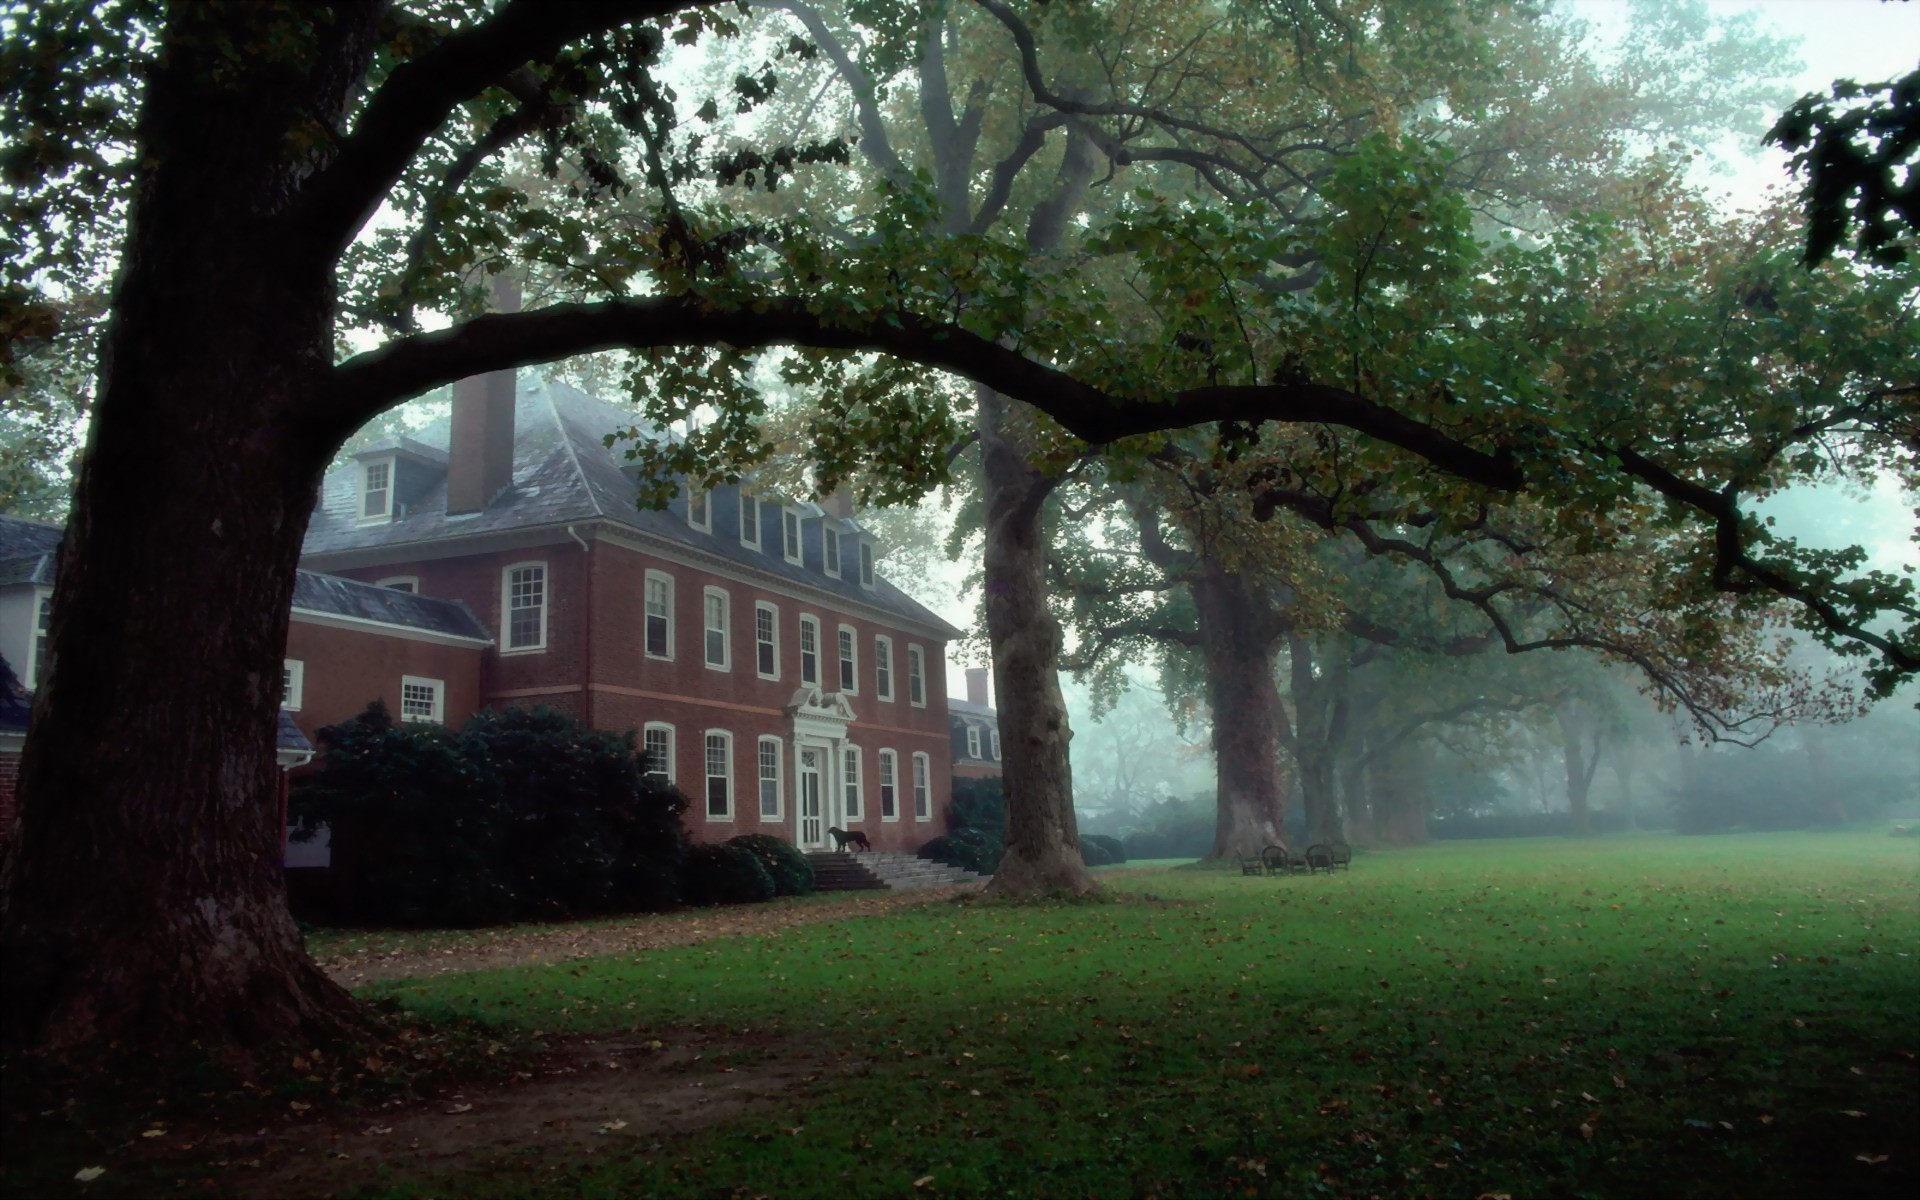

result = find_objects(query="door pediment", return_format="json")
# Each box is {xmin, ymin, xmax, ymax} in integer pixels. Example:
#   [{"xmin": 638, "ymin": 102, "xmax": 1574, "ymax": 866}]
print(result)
[{"xmin": 785, "ymin": 685, "xmax": 857, "ymax": 725}]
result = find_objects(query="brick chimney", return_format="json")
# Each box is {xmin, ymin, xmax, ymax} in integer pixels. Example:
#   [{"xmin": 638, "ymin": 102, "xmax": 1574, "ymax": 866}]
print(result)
[
  {"xmin": 447, "ymin": 274, "xmax": 520, "ymax": 514},
  {"xmin": 965, "ymin": 667, "xmax": 991, "ymax": 707},
  {"xmin": 819, "ymin": 483, "xmax": 854, "ymax": 519}
]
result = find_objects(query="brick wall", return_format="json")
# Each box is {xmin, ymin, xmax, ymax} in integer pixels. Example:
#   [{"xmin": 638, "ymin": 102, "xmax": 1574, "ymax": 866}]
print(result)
[
  {"xmin": 0, "ymin": 747, "xmax": 18, "ymax": 849},
  {"xmin": 282, "ymin": 619, "xmax": 486, "ymax": 740}
]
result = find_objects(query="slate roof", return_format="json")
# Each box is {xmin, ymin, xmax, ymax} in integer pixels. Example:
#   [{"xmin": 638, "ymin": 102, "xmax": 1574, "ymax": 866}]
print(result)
[
  {"xmin": 0, "ymin": 652, "xmax": 30, "ymax": 734},
  {"xmin": 949, "ymin": 698, "xmax": 998, "ymax": 720},
  {"xmin": 276, "ymin": 709, "xmax": 313, "ymax": 755},
  {"xmin": 290, "ymin": 571, "xmax": 492, "ymax": 643},
  {"xmin": 304, "ymin": 377, "xmax": 962, "ymax": 638},
  {"xmin": 0, "ymin": 515, "xmax": 60, "ymax": 588}
]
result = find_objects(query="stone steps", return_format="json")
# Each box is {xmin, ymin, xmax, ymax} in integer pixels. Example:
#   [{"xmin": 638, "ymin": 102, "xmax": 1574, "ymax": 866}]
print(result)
[{"xmin": 805, "ymin": 850, "xmax": 989, "ymax": 892}]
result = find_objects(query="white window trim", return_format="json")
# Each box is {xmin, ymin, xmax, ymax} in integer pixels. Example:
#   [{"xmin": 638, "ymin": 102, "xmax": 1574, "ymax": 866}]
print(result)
[
  {"xmin": 907, "ymin": 643, "xmax": 926, "ymax": 708},
  {"xmin": 989, "ymin": 728, "xmax": 1001, "ymax": 760},
  {"xmin": 842, "ymin": 744, "xmax": 862, "ymax": 822},
  {"xmin": 966, "ymin": 724, "xmax": 981, "ymax": 759},
  {"xmin": 874, "ymin": 635, "xmax": 894, "ymax": 702},
  {"xmin": 782, "ymin": 507, "xmax": 805, "ymax": 565},
  {"xmin": 500, "ymin": 561, "xmax": 549, "ymax": 655},
  {"xmin": 686, "ymin": 485, "xmax": 711, "ymax": 533},
  {"xmin": 27, "ymin": 588, "xmax": 51, "ymax": 687},
  {"xmin": 642, "ymin": 722, "xmax": 676, "ymax": 784},
  {"xmin": 282, "ymin": 658, "xmax": 305, "ymax": 712},
  {"xmin": 823, "ymin": 526, "xmax": 841, "ymax": 579},
  {"xmin": 912, "ymin": 752, "xmax": 932, "ymax": 820},
  {"xmin": 375, "ymin": 575, "xmax": 420, "ymax": 593},
  {"xmin": 858, "ymin": 539, "xmax": 875, "ymax": 589},
  {"xmin": 878, "ymin": 749, "xmax": 899, "ymax": 822},
  {"xmin": 399, "ymin": 674, "xmax": 445, "ymax": 724},
  {"xmin": 702, "ymin": 585, "xmax": 730, "ymax": 671},
  {"xmin": 358, "ymin": 456, "xmax": 395, "ymax": 523},
  {"xmin": 836, "ymin": 623, "xmax": 859, "ymax": 695},
  {"xmin": 798, "ymin": 613, "xmax": 821, "ymax": 686},
  {"xmin": 754, "ymin": 600, "xmax": 780, "ymax": 681},
  {"xmin": 644, "ymin": 568, "xmax": 675, "ymax": 661},
  {"xmin": 738, "ymin": 489, "xmax": 760, "ymax": 549},
  {"xmin": 703, "ymin": 729, "xmax": 734, "ymax": 821},
  {"xmin": 758, "ymin": 734, "xmax": 784, "ymax": 820}
]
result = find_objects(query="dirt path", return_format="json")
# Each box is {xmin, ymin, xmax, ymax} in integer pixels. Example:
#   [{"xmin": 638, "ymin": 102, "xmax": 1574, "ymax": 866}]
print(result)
[{"xmin": 318, "ymin": 885, "xmax": 980, "ymax": 986}]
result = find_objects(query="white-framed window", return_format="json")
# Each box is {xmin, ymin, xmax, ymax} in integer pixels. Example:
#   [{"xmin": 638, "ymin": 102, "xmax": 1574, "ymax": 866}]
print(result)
[
  {"xmin": 837, "ymin": 624, "xmax": 858, "ymax": 693},
  {"xmin": 907, "ymin": 644, "xmax": 926, "ymax": 707},
  {"xmin": 823, "ymin": 527, "xmax": 841, "ymax": 577},
  {"xmin": 782, "ymin": 507, "xmax": 804, "ymax": 564},
  {"xmin": 501, "ymin": 562, "xmax": 548, "ymax": 653},
  {"xmin": 643, "ymin": 722, "xmax": 675, "ymax": 785},
  {"xmin": 989, "ymin": 728, "xmax": 1001, "ymax": 760},
  {"xmin": 755, "ymin": 601, "xmax": 779, "ymax": 679},
  {"xmin": 704, "ymin": 730, "xmax": 733, "ymax": 819},
  {"xmin": 282, "ymin": 659, "xmax": 305, "ymax": 711},
  {"xmin": 400, "ymin": 675, "xmax": 444, "ymax": 724},
  {"xmin": 878, "ymin": 749, "xmax": 898, "ymax": 821},
  {"xmin": 360, "ymin": 459, "xmax": 392, "ymax": 521},
  {"xmin": 687, "ymin": 486, "xmax": 711, "ymax": 531},
  {"xmin": 738, "ymin": 490, "xmax": 760, "ymax": 549},
  {"xmin": 798, "ymin": 614, "xmax": 820, "ymax": 686},
  {"xmin": 375, "ymin": 575, "xmax": 419, "ymax": 593},
  {"xmin": 859, "ymin": 539, "xmax": 875, "ymax": 588},
  {"xmin": 758, "ymin": 735, "xmax": 783, "ymax": 819},
  {"xmin": 30, "ymin": 591, "xmax": 51, "ymax": 686},
  {"xmin": 966, "ymin": 725, "xmax": 981, "ymax": 759},
  {"xmin": 912, "ymin": 752, "xmax": 932, "ymax": 820},
  {"xmin": 703, "ymin": 586, "xmax": 730, "ymax": 670},
  {"xmin": 644, "ymin": 569, "xmax": 673, "ymax": 659},
  {"xmin": 874, "ymin": 636, "xmax": 894, "ymax": 701},
  {"xmin": 842, "ymin": 745, "xmax": 862, "ymax": 821}
]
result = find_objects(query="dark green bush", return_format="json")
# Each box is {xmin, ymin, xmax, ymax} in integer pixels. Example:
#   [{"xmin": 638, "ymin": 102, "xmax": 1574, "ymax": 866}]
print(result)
[
  {"xmin": 683, "ymin": 842, "xmax": 776, "ymax": 905},
  {"xmin": 949, "ymin": 777, "xmax": 1007, "ymax": 838},
  {"xmin": 727, "ymin": 834, "xmax": 815, "ymax": 896},
  {"xmin": 290, "ymin": 702, "xmax": 515, "ymax": 928},
  {"xmin": 1082, "ymin": 834, "xmax": 1126, "ymax": 864},
  {"xmin": 918, "ymin": 827, "xmax": 1001, "ymax": 875}
]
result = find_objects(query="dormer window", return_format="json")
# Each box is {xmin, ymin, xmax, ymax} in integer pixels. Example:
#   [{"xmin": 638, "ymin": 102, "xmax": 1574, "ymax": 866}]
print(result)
[
  {"xmin": 739, "ymin": 490, "xmax": 759, "ymax": 548},
  {"xmin": 858, "ymin": 539, "xmax": 875, "ymax": 588},
  {"xmin": 782, "ymin": 508, "xmax": 803, "ymax": 565},
  {"xmin": 823, "ymin": 526, "xmax": 841, "ymax": 577},
  {"xmin": 360, "ymin": 459, "xmax": 393, "ymax": 521},
  {"xmin": 687, "ymin": 486, "xmax": 710, "ymax": 532}
]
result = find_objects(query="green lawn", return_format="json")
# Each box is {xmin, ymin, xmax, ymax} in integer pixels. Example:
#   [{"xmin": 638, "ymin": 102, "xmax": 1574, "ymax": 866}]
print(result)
[{"xmin": 357, "ymin": 832, "xmax": 1918, "ymax": 1198}]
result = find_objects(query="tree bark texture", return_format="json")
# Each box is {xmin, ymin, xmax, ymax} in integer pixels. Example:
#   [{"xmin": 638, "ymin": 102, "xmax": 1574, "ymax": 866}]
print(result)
[
  {"xmin": 1368, "ymin": 742, "xmax": 1431, "ymax": 845},
  {"xmin": 977, "ymin": 389, "xmax": 1094, "ymax": 896},
  {"xmin": 0, "ymin": 6, "xmax": 381, "ymax": 1064},
  {"xmin": 1288, "ymin": 636, "xmax": 1349, "ymax": 845},
  {"xmin": 1194, "ymin": 573, "xmax": 1290, "ymax": 859},
  {"xmin": 1554, "ymin": 699, "xmax": 1601, "ymax": 836}
]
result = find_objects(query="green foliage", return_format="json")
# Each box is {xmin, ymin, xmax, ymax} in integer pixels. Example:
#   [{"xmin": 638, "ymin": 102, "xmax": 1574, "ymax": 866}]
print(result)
[
  {"xmin": 682, "ymin": 842, "xmax": 777, "ymax": 906},
  {"xmin": 1120, "ymin": 793, "xmax": 1219, "ymax": 861},
  {"xmin": 917, "ymin": 829, "xmax": 1001, "ymax": 877},
  {"xmin": 1768, "ymin": 67, "xmax": 1920, "ymax": 266},
  {"xmin": 1077, "ymin": 837, "xmax": 1117, "ymax": 867},
  {"xmin": 290, "ymin": 702, "xmax": 514, "ymax": 928},
  {"xmin": 1081, "ymin": 833, "xmax": 1126, "ymax": 864},
  {"xmin": 948, "ymin": 776, "xmax": 1007, "ymax": 838},
  {"xmin": 726, "ymin": 833, "xmax": 815, "ymax": 897}
]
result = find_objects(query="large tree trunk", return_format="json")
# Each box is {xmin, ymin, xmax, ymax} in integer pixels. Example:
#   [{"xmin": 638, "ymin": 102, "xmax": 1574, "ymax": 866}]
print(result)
[
  {"xmin": 1288, "ymin": 636, "xmax": 1348, "ymax": 845},
  {"xmin": 1554, "ymin": 699, "xmax": 1601, "ymax": 836},
  {"xmin": 0, "ymin": 7, "xmax": 378, "ymax": 1067},
  {"xmin": 978, "ymin": 388, "xmax": 1093, "ymax": 896},
  {"xmin": 1192, "ymin": 572, "xmax": 1289, "ymax": 860},
  {"xmin": 1370, "ymin": 743, "xmax": 1431, "ymax": 845},
  {"xmin": 1608, "ymin": 743, "xmax": 1638, "ymax": 830}
]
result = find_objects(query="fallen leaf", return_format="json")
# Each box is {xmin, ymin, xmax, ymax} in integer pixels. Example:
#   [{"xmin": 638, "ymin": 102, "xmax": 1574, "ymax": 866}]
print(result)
[
  {"xmin": 1842, "ymin": 1110, "xmax": 1867, "ymax": 1118},
  {"xmin": 74, "ymin": 1167, "xmax": 105, "ymax": 1182},
  {"xmin": 913, "ymin": 1176, "xmax": 936, "ymax": 1189},
  {"xmin": 1856, "ymin": 1155, "xmax": 1888, "ymax": 1165},
  {"xmin": 445, "ymin": 1103, "xmax": 473, "ymax": 1115},
  {"xmin": 364, "ymin": 1125, "xmax": 393, "ymax": 1136},
  {"xmin": 596, "ymin": 1120, "xmax": 627, "ymax": 1135},
  {"xmin": 1578, "ymin": 1122, "xmax": 1594, "ymax": 1141}
]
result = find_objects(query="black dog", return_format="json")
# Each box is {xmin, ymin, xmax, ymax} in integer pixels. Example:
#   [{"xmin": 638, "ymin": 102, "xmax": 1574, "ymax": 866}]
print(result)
[{"xmin": 828, "ymin": 826, "xmax": 872, "ymax": 852}]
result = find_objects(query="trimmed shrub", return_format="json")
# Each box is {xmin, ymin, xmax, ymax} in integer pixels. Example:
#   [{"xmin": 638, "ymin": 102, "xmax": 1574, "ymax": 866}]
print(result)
[
  {"xmin": 728, "ymin": 834, "xmax": 815, "ymax": 896},
  {"xmin": 684, "ymin": 842, "xmax": 777, "ymax": 906},
  {"xmin": 1082, "ymin": 834, "xmax": 1126, "ymax": 864},
  {"xmin": 918, "ymin": 827, "xmax": 1001, "ymax": 875},
  {"xmin": 1079, "ymin": 838, "xmax": 1116, "ymax": 867}
]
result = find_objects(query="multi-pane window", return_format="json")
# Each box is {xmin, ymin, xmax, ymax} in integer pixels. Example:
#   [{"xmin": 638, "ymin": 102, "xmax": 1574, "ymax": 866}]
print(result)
[
  {"xmin": 912, "ymin": 752, "xmax": 931, "ymax": 820},
  {"xmin": 687, "ymin": 487, "xmax": 710, "ymax": 531},
  {"xmin": 645, "ymin": 571, "xmax": 672, "ymax": 658},
  {"xmin": 705, "ymin": 731, "xmax": 732, "ymax": 818},
  {"xmin": 758, "ymin": 737, "xmax": 782, "ymax": 819},
  {"xmin": 799, "ymin": 615, "xmax": 820, "ymax": 685},
  {"xmin": 823, "ymin": 528, "xmax": 840, "ymax": 576},
  {"xmin": 400, "ymin": 675, "xmax": 444, "ymax": 724},
  {"xmin": 504, "ymin": 563, "xmax": 546, "ymax": 651},
  {"xmin": 837, "ymin": 626, "xmax": 857, "ymax": 693},
  {"xmin": 967, "ymin": 725, "xmax": 981, "ymax": 759},
  {"xmin": 755, "ymin": 603, "xmax": 778, "ymax": 679},
  {"xmin": 361, "ymin": 461, "xmax": 390, "ymax": 519},
  {"xmin": 878, "ymin": 749, "xmax": 898, "ymax": 820},
  {"xmin": 643, "ymin": 724, "xmax": 674, "ymax": 784},
  {"xmin": 859, "ymin": 540, "xmax": 875, "ymax": 587},
  {"xmin": 874, "ymin": 637, "xmax": 893, "ymax": 701},
  {"xmin": 282, "ymin": 659, "xmax": 304, "ymax": 711},
  {"xmin": 782, "ymin": 508, "xmax": 803, "ymax": 564},
  {"xmin": 32, "ymin": 593, "xmax": 51, "ymax": 686},
  {"xmin": 989, "ymin": 728, "xmax": 1001, "ymax": 760},
  {"xmin": 739, "ymin": 491, "xmax": 759, "ymax": 548},
  {"xmin": 704, "ymin": 588, "xmax": 729, "ymax": 669},
  {"xmin": 907, "ymin": 644, "xmax": 926, "ymax": 706},
  {"xmin": 842, "ymin": 746, "xmax": 862, "ymax": 821}
]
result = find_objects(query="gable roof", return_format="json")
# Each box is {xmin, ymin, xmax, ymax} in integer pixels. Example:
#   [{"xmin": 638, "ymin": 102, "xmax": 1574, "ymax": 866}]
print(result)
[
  {"xmin": 304, "ymin": 377, "xmax": 961, "ymax": 638},
  {"xmin": 0, "ymin": 515, "xmax": 61, "ymax": 588},
  {"xmin": 291, "ymin": 571, "xmax": 492, "ymax": 644}
]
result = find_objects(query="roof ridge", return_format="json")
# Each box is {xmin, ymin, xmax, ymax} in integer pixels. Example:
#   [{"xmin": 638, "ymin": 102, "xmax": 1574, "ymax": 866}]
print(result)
[{"xmin": 544, "ymin": 380, "xmax": 607, "ymax": 521}]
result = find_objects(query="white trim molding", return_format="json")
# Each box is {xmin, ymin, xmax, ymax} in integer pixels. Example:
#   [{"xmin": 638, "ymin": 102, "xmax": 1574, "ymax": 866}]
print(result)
[{"xmin": 500, "ymin": 560, "xmax": 549, "ymax": 654}]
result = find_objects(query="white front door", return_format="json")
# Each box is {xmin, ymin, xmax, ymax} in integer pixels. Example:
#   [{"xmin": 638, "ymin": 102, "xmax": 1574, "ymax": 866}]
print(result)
[{"xmin": 798, "ymin": 748, "xmax": 825, "ymax": 848}]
